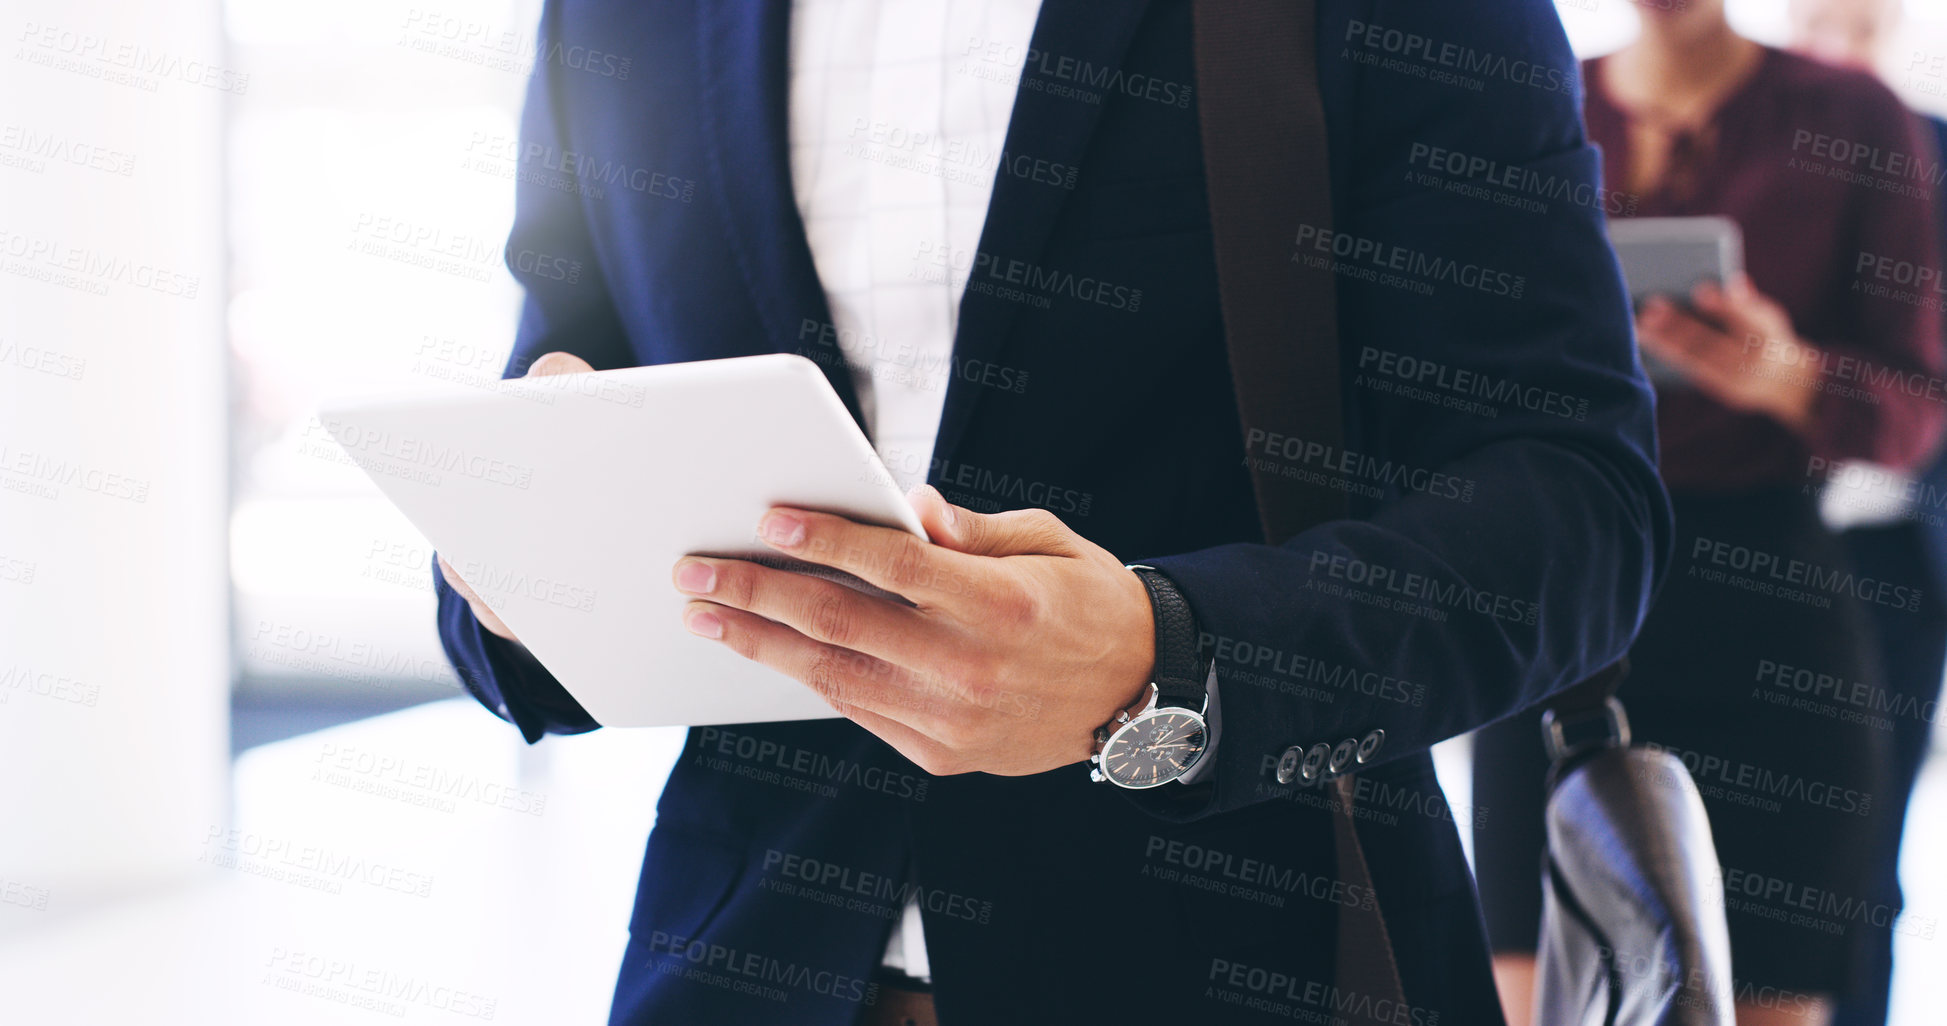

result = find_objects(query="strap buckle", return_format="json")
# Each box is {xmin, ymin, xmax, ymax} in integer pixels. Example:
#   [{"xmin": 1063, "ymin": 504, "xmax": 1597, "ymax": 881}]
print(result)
[{"xmin": 1540, "ymin": 696, "xmax": 1630, "ymax": 764}]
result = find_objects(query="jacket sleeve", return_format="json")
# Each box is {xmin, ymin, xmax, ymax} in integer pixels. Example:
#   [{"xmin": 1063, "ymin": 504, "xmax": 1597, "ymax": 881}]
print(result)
[
  {"xmin": 1130, "ymin": 0, "xmax": 1671, "ymax": 820},
  {"xmin": 433, "ymin": 0, "xmax": 637, "ymax": 743}
]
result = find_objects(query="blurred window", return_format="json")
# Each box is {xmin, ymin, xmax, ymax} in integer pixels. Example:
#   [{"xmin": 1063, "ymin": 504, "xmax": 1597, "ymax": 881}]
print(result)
[{"xmin": 224, "ymin": 0, "xmax": 540, "ymax": 711}]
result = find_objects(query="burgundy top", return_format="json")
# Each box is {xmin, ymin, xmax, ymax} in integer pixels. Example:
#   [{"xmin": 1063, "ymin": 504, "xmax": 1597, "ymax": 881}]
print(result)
[{"xmin": 1585, "ymin": 47, "xmax": 1946, "ymax": 491}]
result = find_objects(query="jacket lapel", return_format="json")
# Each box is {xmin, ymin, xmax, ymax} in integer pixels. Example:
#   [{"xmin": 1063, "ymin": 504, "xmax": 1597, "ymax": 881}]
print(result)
[
  {"xmin": 930, "ymin": 0, "xmax": 1155, "ymax": 463},
  {"xmin": 695, "ymin": 1, "xmax": 864, "ymax": 426}
]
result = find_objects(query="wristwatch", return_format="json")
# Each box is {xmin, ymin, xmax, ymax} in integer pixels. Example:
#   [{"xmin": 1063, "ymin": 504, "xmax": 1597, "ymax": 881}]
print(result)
[{"xmin": 1088, "ymin": 565, "xmax": 1210, "ymax": 789}]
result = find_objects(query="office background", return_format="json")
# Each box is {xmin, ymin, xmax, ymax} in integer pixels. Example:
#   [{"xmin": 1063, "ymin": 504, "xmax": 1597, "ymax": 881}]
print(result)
[{"xmin": 2, "ymin": 0, "xmax": 1944, "ymax": 1021}]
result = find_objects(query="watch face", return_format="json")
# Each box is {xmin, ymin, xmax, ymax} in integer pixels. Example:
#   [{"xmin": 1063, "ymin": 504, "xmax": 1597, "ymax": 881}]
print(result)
[{"xmin": 1100, "ymin": 709, "xmax": 1207, "ymax": 789}]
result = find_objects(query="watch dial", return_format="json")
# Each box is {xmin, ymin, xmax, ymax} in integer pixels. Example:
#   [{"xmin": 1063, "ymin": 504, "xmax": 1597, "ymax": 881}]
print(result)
[{"xmin": 1102, "ymin": 710, "xmax": 1206, "ymax": 788}]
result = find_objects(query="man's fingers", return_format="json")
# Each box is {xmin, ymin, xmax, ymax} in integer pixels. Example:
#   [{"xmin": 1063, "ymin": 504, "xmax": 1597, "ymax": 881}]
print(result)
[
  {"xmin": 438, "ymin": 555, "xmax": 518, "ymax": 641},
  {"xmin": 908, "ymin": 484, "xmax": 1076, "ymax": 558},
  {"xmin": 672, "ymin": 556, "xmax": 936, "ymax": 666},
  {"xmin": 437, "ymin": 555, "xmax": 483, "ymax": 605},
  {"xmin": 524, "ymin": 350, "xmax": 595, "ymax": 378},
  {"xmin": 684, "ymin": 600, "xmax": 950, "ymax": 733}
]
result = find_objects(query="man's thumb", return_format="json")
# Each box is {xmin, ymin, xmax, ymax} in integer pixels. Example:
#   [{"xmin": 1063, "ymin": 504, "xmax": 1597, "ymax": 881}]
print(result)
[
  {"xmin": 909, "ymin": 484, "xmax": 1072, "ymax": 557},
  {"xmin": 524, "ymin": 350, "xmax": 595, "ymax": 377}
]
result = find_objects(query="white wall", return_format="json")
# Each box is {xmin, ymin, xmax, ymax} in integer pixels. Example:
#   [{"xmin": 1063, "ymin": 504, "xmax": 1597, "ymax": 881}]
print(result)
[
  {"xmin": 1554, "ymin": 0, "xmax": 1947, "ymax": 117},
  {"xmin": 0, "ymin": 0, "xmax": 230, "ymax": 929}
]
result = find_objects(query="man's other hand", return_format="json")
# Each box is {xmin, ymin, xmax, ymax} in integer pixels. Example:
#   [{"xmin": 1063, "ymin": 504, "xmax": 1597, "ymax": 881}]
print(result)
[
  {"xmin": 671, "ymin": 485, "xmax": 1160, "ymax": 777},
  {"xmin": 436, "ymin": 350, "xmax": 596, "ymax": 643}
]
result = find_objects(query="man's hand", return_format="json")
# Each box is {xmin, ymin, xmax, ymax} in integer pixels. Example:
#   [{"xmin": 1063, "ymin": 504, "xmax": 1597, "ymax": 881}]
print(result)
[
  {"xmin": 436, "ymin": 350, "xmax": 596, "ymax": 643},
  {"xmin": 672, "ymin": 486, "xmax": 1159, "ymax": 777},
  {"xmin": 1638, "ymin": 273, "xmax": 1818, "ymax": 432}
]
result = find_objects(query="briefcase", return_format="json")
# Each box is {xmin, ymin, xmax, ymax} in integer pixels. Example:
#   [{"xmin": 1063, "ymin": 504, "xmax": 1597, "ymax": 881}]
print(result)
[{"xmin": 1534, "ymin": 670, "xmax": 1735, "ymax": 1025}]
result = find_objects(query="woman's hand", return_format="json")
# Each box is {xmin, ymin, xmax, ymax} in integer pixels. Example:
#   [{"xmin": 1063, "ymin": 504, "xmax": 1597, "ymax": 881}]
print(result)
[{"xmin": 1637, "ymin": 273, "xmax": 1818, "ymax": 432}]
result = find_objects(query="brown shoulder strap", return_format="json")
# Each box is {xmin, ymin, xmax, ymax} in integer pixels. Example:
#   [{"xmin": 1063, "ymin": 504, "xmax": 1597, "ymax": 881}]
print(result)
[
  {"xmin": 1193, "ymin": 0, "xmax": 1344, "ymax": 534},
  {"xmin": 1191, "ymin": 0, "xmax": 1409, "ymax": 1017}
]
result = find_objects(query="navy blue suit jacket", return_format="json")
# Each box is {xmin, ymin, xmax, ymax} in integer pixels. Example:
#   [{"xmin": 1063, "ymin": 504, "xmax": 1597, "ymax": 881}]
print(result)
[{"xmin": 434, "ymin": 1, "xmax": 1672, "ymax": 1022}]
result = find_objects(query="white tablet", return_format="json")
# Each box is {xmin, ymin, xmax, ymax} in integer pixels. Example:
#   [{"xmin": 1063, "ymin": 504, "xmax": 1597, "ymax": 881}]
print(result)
[
  {"xmin": 1606, "ymin": 216, "xmax": 1744, "ymax": 389},
  {"xmin": 317, "ymin": 353, "xmax": 926, "ymax": 728}
]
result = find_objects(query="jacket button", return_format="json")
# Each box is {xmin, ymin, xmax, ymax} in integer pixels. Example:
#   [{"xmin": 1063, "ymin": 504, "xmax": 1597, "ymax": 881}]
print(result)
[
  {"xmin": 1357, "ymin": 728, "xmax": 1385, "ymax": 764},
  {"xmin": 1274, "ymin": 746, "xmax": 1303, "ymax": 785},
  {"xmin": 1300, "ymin": 743, "xmax": 1331, "ymax": 784},
  {"xmin": 1328, "ymin": 739, "xmax": 1358, "ymax": 776}
]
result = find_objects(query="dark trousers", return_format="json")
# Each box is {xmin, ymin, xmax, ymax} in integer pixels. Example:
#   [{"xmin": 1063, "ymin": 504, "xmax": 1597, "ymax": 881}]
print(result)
[{"xmin": 1833, "ymin": 522, "xmax": 1947, "ymax": 1026}]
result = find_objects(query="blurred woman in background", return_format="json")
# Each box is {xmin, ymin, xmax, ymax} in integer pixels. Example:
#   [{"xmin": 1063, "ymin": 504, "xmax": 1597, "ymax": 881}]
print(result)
[
  {"xmin": 1472, "ymin": 1, "xmax": 1947, "ymax": 1024},
  {"xmin": 1785, "ymin": 5, "xmax": 1947, "ymax": 1025}
]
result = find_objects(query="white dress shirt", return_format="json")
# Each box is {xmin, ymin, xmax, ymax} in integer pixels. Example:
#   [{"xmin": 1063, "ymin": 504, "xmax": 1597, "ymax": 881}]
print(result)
[
  {"xmin": 785, "ymin": 0, "xmax": 1218, "ymax": 982},
  {"xmin": 788, "ymin": 0, "xmax": 1044, "ymax": 980}
]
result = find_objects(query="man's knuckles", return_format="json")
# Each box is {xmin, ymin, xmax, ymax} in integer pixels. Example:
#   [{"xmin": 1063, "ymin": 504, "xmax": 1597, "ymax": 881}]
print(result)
[
  {"xmin": 870, "ymin": 534, "xmax": 932, "ymax": 588},
  {"xmin": 801, "ymin": 587, "xmax": 860, "ymax": 647},
  {"xmin": 710, "ymin": 560, "xmax": 758, "ymax": 607}
]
